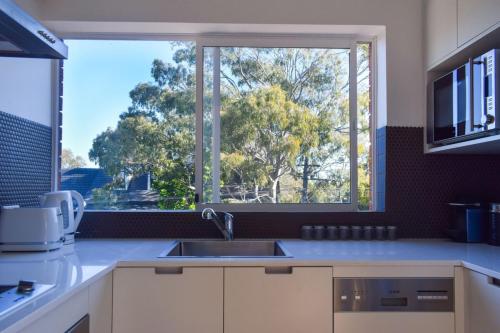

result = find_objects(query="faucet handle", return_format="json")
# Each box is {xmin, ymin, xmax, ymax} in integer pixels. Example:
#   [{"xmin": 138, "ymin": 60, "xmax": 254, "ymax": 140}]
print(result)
[{"xmin": 201, "ymin": 207, "xmax": 216, "ymax": 220}]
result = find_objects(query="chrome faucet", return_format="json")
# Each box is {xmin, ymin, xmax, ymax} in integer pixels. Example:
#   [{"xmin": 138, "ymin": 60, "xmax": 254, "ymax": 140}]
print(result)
[{"xmin": 201, "ymin": 208, "xmax": 234, "ymax": 240}]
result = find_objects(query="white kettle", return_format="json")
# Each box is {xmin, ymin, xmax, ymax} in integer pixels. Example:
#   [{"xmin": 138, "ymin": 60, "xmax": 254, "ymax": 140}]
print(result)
[{"xmin": 40, "ymin": 191, "xmax": 85, "ymax": 244}]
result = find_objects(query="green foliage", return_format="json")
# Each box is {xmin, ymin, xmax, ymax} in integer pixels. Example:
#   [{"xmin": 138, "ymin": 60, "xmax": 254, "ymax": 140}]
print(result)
[
  {"xmin": 61, "ymin": 148, "xmax": 87, "ymax": 169},
  {"xmin": 91, "ymin": 187, "xmax": 118, "ymax": 210},
  {"xmin": 221, "ymin": 85, "xmax": 320, "ymax": 202}
]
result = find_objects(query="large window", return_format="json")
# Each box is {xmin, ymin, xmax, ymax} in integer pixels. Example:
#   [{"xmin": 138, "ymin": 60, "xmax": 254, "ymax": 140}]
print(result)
[{"xmin": 61, "ymin": 36, "xmax": 373, "ymax": 211}]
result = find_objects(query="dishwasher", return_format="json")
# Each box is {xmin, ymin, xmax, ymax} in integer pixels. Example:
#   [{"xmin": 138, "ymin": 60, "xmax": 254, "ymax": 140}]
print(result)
[{"xmin": 334, "ymin": 278, "xmax": 455, "ymax": 333}]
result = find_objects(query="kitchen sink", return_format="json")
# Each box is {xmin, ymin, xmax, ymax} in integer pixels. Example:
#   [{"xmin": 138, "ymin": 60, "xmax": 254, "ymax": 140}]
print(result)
[{"xmin": 158, "ymin": 240, "xmax": 292, "ymax": 258}]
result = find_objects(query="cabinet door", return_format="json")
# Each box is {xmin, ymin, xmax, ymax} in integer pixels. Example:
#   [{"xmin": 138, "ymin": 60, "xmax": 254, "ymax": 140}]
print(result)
[
  {"xmin": 458, "ymin": 0, "xmax": 500, "ymax": 45},
  {"xmin": 113, "ymin": 267, "xmax": 223, "ymax": 333},
  {"xmin": 89, "ymin": 272, "xmax": 112, "ymax": 333},
  {"xmin": 465, "ymin": 269, "xmax": 500, "ymax": 333},
  {"xmin": 425, "ymin": 0, "xmax": 458, "ymax": 68},
  {"xmin": 21, "ymin": 287, "xmax": 89, "ymax": 333},
  {"xmin": 335, "ymin": 313, "xmax": 454, "ymax": 333},
  {"xmin": 224, "ymin": 267, "xmax": 332, "ymax": 333}
]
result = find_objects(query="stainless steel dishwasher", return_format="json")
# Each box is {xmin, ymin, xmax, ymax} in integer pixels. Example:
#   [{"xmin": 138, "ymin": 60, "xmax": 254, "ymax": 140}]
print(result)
[{"xmin": 334, "ymin": 278, "xmax": 455, "ymax": 333}]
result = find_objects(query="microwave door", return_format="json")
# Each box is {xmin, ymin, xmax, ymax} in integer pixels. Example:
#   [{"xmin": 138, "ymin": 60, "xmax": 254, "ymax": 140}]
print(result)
[
  {"xmin": 455, "ymin": 65, "xmax": 468, "ymax": 137},
  {"xmin": 433, "ymin": 72, "xmax": 455, "ymax": 142}
]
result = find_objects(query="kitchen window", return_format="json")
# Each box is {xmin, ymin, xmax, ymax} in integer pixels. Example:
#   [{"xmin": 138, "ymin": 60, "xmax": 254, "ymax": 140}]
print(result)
[{"xmin": 60, "ymin": 36, "xmax": 374, "ymax": 212}]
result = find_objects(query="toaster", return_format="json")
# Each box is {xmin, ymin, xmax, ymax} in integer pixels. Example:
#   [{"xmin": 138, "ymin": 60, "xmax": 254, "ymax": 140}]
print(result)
[{"xmin": 0, "ymin": 207, "xmax": 64, "ymax": 252}]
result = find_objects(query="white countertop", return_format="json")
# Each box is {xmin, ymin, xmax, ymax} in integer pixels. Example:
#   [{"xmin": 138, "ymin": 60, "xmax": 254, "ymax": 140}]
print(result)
[{"xmin": 1, "ymin": 239, "xmax": 500, "ymax": 332}]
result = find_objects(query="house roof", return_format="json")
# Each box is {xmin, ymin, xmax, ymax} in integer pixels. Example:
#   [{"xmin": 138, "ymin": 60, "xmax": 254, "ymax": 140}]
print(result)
[{"xmin": 61, "ymin": 168, "xmax": 112, "ymax": 199}]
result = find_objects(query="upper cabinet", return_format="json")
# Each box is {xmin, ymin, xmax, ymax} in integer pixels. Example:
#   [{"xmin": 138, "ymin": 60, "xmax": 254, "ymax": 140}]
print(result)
[
  {"xmin": 425, "ymin": 0, "xmax": 500, "ymax": 70},
  {"xmin": 458, "ymin": 0, "xmax": 500, "ymax": 46},
  {"xmin": 425, "ymin": 0, "xmax": 458, "ymax": 68}
]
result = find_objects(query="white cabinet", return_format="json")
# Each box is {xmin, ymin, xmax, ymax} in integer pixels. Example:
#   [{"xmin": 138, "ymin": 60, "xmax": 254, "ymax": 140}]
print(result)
[
  {"xmin": 224, "ymin": 267, "xmax": 332, "ymax": 333},
  {"xmin": 20, "ymin": 287, "xmax": 89, "ymax": 333},
  {"xmin": 458, "ymin": 0, "xmax": 500, "ymax": 45},
  {"xmin": 464, "ymin": 269, "xmax": 500, "ymax": 333},
  {"xmin": 425, "ymin": 0, "xmax": 458, "ymax": 68},
  {"xmin": 335, "ymin": 313, "xmax": 454, "ymax": 333},
  {"xmin": 112, "ymin": 267, "xmax": 223, "ymax": 333},
  {"xmin": 89, "ymin": 272, "xmax": 112, "ymax": 333},
  {"xmin": 18, "ymin": 272, "xmax": 112, "ymax": 333}
]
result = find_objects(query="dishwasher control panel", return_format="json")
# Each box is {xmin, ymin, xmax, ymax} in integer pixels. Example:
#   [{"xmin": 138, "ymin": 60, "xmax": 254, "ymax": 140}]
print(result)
[{"xmin": 334, "ymin": 278, "xmax": 454, "ymax": 312}]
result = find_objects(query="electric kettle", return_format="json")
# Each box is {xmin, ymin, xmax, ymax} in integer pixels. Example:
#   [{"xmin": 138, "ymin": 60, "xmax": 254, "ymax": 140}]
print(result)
[{"xmin": 40, "ymin": 191, "xmax": 85, "ymax": 244}]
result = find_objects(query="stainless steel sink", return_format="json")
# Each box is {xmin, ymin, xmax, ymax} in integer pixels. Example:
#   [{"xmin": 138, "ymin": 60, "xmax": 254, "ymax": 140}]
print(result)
[{"xmin": 159, "ymin": 240, "xmax": 292, "ymax": 258}]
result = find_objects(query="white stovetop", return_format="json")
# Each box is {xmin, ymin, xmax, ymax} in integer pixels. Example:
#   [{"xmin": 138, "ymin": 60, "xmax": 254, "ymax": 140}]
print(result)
[{"xmin": 0, "ymin": 239, "xmax": 499, "ymax": 332}]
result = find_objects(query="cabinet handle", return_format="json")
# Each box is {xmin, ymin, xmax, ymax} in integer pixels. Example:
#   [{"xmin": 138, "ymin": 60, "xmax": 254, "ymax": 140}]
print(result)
[
  {"xmin": 264, "ymin": 266, "xmax": 293, "ymax": 274},
  {"xmin": 488, "ymin": 276, "xmax": 500, "ymax": 288},
  {"xmin": 155, "ymin": 267, "xmax": 183, "ymax": 275}
]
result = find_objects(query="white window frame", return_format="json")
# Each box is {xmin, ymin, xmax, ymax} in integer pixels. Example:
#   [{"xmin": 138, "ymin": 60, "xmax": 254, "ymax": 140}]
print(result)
[
  {"xmin": 55, "ymin": 33, "xmax": 377, "ymax": 213},
  {"xmin": 195, "ymin": 34, "xmax": 375, "ymax": 212}
]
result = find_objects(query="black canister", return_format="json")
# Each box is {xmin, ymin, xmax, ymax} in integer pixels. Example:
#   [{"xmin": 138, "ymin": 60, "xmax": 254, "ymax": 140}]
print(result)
[
  {"xmin": 313, "ymin": 225, "xmax": 326, "ymax": 240},
  {"xmin": 489, "ymin": 203, "xmax": 500, "ymax": 246},
  {"xmin": 375, "ymin": 226, "xmax": 386, "ymax": 240},
  {"xmin": 387, "ymin": 226, "xmax": 397, "ymax": 240},
  {"xmin": 351, "ymin": 226, "xmax": 362, "ymax": 240},
  {"xmin": 339, "ymin": 226, "xmax": 350, "ymax": 240},
  {"xmin": 326, "ymin": 226, "xmax": 339, "ymax": 240},
  {"xmin": 363, "ymin": 226, "xmax": 373, "ymax": 240},
  {"xmin": 301, "ymin": 225, "xmax": 313, "ymax": 240}
]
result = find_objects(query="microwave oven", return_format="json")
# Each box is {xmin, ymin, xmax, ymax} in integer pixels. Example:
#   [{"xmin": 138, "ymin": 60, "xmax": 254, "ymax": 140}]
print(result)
[{"xmin": 432, "ymin": 49, "xmax": 500, "ymax": 144}]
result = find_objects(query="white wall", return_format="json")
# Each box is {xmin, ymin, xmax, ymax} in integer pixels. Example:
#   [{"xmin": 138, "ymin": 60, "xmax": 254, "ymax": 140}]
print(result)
[
  {"xmin": 36, "ymin": 0, "xmax": 424, "ymax": 127},
  {"xmin": 0, "ymin": 57, "xmax": 54, "ymax": 126}
]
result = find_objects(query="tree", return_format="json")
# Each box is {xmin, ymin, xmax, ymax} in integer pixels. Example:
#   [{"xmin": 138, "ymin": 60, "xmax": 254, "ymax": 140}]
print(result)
[
  {"xmin": 89, "ymin": 42, "xmax": 196, "ymax": 209},
  {"xmin": 61, "ymin": 148, "xmax": 87, "ymax": 169},
  {"xmin": 215, "ymin": 47, "xmax": 354, "ymax": 204},
  {"xmin": 221, "ymin": 85, "xmax": 319, "ymax": 203}
]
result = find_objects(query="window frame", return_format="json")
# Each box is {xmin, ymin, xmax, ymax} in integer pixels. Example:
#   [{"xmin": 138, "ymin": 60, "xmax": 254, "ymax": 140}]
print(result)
[
  {"xmin": 54, "ymin": 33, "xmax": 377, "ymax": 213},
  {"xmin": 195, "ymin": 35, "xmax": 376, "ymax": 212}
]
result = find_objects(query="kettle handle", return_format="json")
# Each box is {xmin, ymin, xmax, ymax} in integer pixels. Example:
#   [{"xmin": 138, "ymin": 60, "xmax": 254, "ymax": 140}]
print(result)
[{"xmin": 71, "ymin": 191, "xmax": 85, "ymax": 230}]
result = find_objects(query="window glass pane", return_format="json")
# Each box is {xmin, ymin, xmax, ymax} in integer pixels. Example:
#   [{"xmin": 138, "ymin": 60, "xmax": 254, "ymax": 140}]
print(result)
[
  {"xmin": 62, "ymin": 40, "xmax": 196, "ymax": 210},
  {"xmin": 357, "ymin": 42, "xmax": 373, "ymax": 210},
  {"xmin": 202, "ymin": 46, "xmax": 351, "ymax": 204}
]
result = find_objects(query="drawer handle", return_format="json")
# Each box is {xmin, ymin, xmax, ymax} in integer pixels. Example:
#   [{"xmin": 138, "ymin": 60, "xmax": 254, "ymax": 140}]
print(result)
[
  {"xmin": 155, "ymin": 267, "xmax": 183, "ymax": 275},
  {"xmin": 265, "ymin": 267, "xmax": 293, "ymax": 274},
  {"xmin": 488, "ymin": 276, "xmax": 500, "ymax": 288}
]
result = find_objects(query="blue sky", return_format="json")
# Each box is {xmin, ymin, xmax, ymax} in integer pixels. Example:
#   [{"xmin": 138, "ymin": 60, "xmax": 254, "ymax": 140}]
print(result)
[{"xmin": 62, "ymin": 39, "xmax": 183, "ymax": 166}]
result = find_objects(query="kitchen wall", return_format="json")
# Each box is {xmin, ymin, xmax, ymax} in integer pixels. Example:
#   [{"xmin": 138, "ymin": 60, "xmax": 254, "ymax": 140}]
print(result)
[
  {"xmin": 0, "ymin": 57, "xmax": 54, "ymax": 207},
  {"xmin": 32, "ymin": 0, "xmax": 424, "ymax": 128},
  {"xmin": 0, "ymin": 57, "xmax": 53, "ymax": 126}
]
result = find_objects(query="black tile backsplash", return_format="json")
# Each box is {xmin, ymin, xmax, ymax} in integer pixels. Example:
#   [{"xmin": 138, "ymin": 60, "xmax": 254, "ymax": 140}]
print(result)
[
  {"xmin": 0, "ymin": 110, "xmax": 52, "ymax": 207},
  {"xmin": 77, "ymin": 126, "xmax": 500, "ymax": 239}
]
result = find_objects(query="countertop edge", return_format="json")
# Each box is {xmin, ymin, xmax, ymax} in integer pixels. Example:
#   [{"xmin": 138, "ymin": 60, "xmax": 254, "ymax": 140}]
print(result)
[{"xmin": 0, "ymin": 265, "xmax": 115, "ymax": 333}]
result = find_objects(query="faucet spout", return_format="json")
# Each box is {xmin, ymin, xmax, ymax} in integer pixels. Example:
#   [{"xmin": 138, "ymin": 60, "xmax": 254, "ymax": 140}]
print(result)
[{"xmin": 201, "ymin": 208, "xmax": 234, "ymax": 240}]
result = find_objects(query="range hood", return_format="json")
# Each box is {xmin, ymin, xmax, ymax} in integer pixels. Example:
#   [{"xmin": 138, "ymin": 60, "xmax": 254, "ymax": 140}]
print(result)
[{"xmin": 0, "ymin": 0, "xmax": 67, "ymax": 59}]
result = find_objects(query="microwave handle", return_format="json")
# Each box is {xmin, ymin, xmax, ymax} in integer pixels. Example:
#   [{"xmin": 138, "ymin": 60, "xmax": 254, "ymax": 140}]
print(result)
[{"xmin": 469, "ymin": 57, "xmax": 475, "ymax": 132}]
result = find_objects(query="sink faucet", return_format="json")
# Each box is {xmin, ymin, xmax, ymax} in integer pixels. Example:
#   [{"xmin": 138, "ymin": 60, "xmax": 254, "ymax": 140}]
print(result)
[{"xmin": 201, "ymin": 208, "xmax": 234, "ymax": 240}]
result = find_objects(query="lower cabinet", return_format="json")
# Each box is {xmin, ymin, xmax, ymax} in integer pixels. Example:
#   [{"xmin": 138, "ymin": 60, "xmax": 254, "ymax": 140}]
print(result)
[
  {"xmin": 464, "ymin": 269, "xmax": 500, "ymax": 333},
  {"xmin": 89, "ymin": 272, "xmax": 112, "ymax": 333},
  {"xmin": 19, "ymin": 272, "xmax": 112, "ymax": 333},
  {"xmin": 21, "ymin": 287, "xmax": 89, "ymax": 333},
  {"xmin": 112, "ymin": 267, "xmax": 223, "ymax": 333},
  {"xmin": 334, "ymin": 313, "xmax": 454, "ymax": 333},
  {"xmin": 112, "ymin": 266, "xmax": 332, "ymax": 333},
  {"xmin": 224, "ymin": 267, "xmax": 333, "ymax": 333}
]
